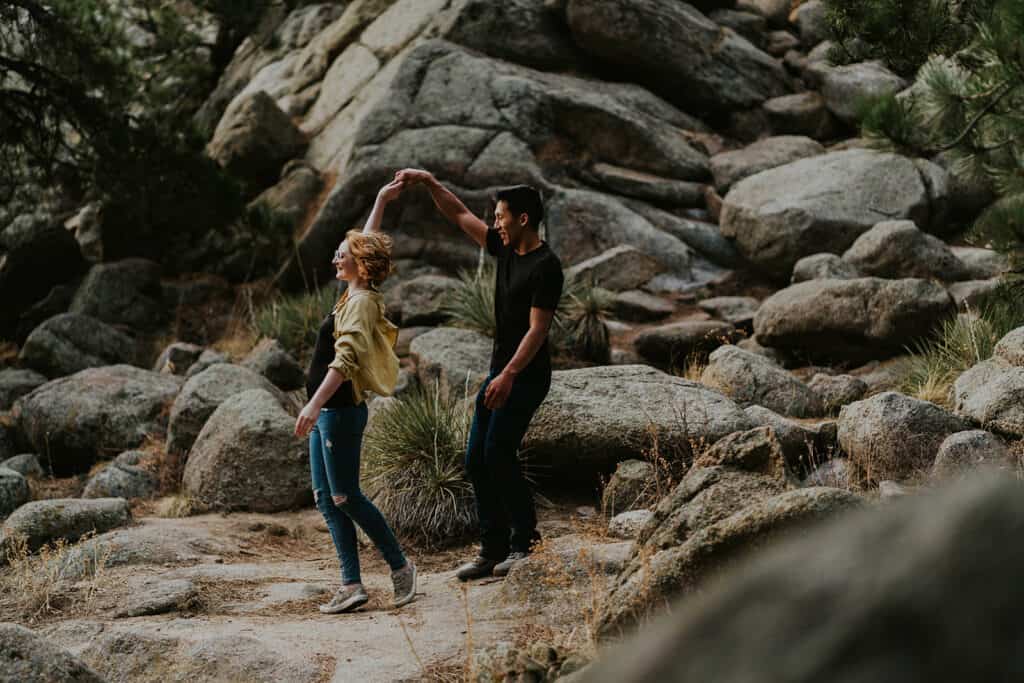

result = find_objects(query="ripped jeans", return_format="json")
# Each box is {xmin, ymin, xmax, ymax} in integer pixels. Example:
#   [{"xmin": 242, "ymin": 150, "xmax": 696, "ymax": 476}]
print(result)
[{"xmin": 309, "ymin": 404, "xmax": 406, "ymax": 585}]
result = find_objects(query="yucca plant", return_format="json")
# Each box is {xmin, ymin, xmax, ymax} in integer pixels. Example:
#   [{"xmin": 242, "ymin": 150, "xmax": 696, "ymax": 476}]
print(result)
[
  {"xmin": 899, "ymin": 282, "xmax": 1024, "ymax": 405},
  {"xmin": 441, "ymin": 261, "xmax": 497, "ymax": 337},
  {"xmin": 252, "ymin": 285, "xmax": 339, "ymax": 360},
  {"xmin": 554, "ymin": 275, "xmax": 615, "ymax": 364},
  {"xmin": 362, "ymin": 383, "xmax": 476, "ymax": 547}
]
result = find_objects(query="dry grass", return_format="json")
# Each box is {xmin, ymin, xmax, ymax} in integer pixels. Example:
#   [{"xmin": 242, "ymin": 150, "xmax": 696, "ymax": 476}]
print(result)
[
  {"xmin": 153, "ymin": 494, "xmax": 197, "ymax": 518},
  {"xmin": 29, "ymin": 474, "xmax": 87, "ymax": 501}
]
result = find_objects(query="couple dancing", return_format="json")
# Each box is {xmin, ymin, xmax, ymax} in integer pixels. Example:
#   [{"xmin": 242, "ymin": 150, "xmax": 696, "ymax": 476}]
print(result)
[{"xmin": 293, "ymin": 168, "xmax": 564, "ymax": 614}]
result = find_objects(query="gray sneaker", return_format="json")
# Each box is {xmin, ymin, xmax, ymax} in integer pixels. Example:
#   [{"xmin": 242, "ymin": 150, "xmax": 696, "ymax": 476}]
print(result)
[
  {"xmin": 319, "ymin": 584, "xmax": 369, "ymax": 614},
  {"xmin": 492, "ymin": 551, "xmax": 528, "ymax": 577},
  {"xmin": 392, "ymin": 561, "xmax": 418, "ymax": 608}
]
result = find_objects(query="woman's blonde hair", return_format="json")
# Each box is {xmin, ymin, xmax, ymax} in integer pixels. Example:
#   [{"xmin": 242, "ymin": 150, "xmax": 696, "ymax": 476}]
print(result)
[{"xmin": 345, "ymin": 229, "xmax": 394, "ymax": 287}]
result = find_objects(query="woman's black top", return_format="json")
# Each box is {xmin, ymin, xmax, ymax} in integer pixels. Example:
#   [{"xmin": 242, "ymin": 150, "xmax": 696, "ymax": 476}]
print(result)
[{"xmin": 306, "ymin": 312, "xmax": 356, "ymax": 408}]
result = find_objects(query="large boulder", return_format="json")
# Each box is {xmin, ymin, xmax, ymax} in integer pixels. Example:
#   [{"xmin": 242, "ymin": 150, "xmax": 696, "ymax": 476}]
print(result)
[
  {"xmin": 69, "ymin": 258, "xmax": 165, "ymax": 329},
  {"xmin": 0, "ymin": 623, "xmax": 104, "ymax": 682},
  {"xmin": 167, "ymin": 363, "xmax": 286, "ymax": 455},
  {"xmin": 581, "ymin": 476, "xmax": 1024, "ymax": 683},
  {"xmin": 820, "ymin": 61, "xmax": 908, "ymax": 125},
  {"xmin": 602, "ymin": 459, "xmax": 658, "ymax": 516},
  {"xmin": 753, "ymin": 278, "xmax": 957, "ymax": 362},
  {"xmin": 807, "ymin": 373, "xmax": 868, "ymax": 414},
  {"xmin": 838, "ymin": 391, "xmax": 971, "ymax": 486},
  {"xmin": 952, "ymin": 360, "xmax": 1024, "ymax": 438},
  {"xmin": 696, "ymin": 296, "xmax": 760, "ymax": 328},
  {"xmin": 710, "ymin": 136, "xmax": 824, "ymax": 193},
  {"xmin": 523, "ymin": 365, "xmax": 756, "ymax": 480},
  {"xmin": 82, "ymin": 459, "xmax": 159, "ymax": 501},
  {"xmin": 1, "ymin": 498, "xmax": 131, "ymax": 554},
  {"xmin": 565, "ymin": 245, "xmax": 664, "ymax": 292},
  {"xmin": 18, "ymin": 313, "xmax": 136, "ymax": 379},
  {"xmin": 720, "ymin": 150, "xmax": 952, "ymax": 279},
  {"xmin": 700, "ymin": 345, "xmax": 824, "ymax": 418},
  {"xmin": 0, "ymin": 468, "xmax": 29, "ymax": 518},
  {"xmin": 993, "ymin": 326, "xmax": 1024, "ymax": 366},
  {"xmin": 206, "ymin": 92, "xmax": 308, "ymax": 193},
  {"xmin": 790, "ymin": 253, "xmax": 862, "ymax": 283},
  {"xmin": 246, "ymin": 161, "xmax": 323, "ymax": 233},
  {"xmin": 152, "ymin": 341, "xmax": 204, "ymax": 375},
  {"xmin": 951, "ymin": 246, "xmax": 1008, "ymax": 280},
  {"xmin": 762, "ymin": 92, "xmax": 837, "ymax": 140},
  {"xmin": 743, "ymin": 404, "xmax": 830, "ymax": 472},
  {"xmin": 392, "ymin": 274, "xmax": 460, "ymax": 326},
  {"xmin": 0, "ymin": 368, "xmax": 47, "ymax": 411},
  {"xmin": 0, "ymin": 213, "xmax": 86, "ymax": 339},
  {"xmin": 409, "ymin": 326, "xmax": 492, "ymax": 398},
  {"xmin": 241, "ymin": 338, "xmax": 306, "ymax": 391},
  {"xmin": 634, "ymin": 320, "xmax": 735, "ymax": 368},
  {"xmin": 565, "ymin": 0, "xmax": 789, "ymax": 115},
  {"xmin": 841, "ymin": 220, "xmax": 973, "ymax": 281},
  {"xmin": 182, "ymin": 389, "xmax": 311, "ymax": 512},
  {"xmin": 15, "ymin": 366, "xmax": 183, "ymax": 475}
]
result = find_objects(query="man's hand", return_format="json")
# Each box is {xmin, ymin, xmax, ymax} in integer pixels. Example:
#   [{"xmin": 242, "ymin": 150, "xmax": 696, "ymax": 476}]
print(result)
[
  {"xmin": 484, "ymin": 371, "xmax": 516, "ymax": 410},
  {"xmin": 294, "ymin": 401, "xmax": 319, "ymax": 438},
  {"xmin": 395, "ymin": 168, "xmax": 434, "ymax": 186}
]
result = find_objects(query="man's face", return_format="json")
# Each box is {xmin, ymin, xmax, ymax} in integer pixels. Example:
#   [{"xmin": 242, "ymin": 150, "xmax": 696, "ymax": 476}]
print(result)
[{"xmin": 494, "ymin": 200, "xmax": 526, "ymax": 246}]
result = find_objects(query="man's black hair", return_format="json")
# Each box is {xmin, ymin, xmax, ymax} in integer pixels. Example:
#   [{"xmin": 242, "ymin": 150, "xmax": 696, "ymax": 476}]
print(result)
[{"xmin": 494, "ymin": 185, "xmax": 544, "ymax": 230}]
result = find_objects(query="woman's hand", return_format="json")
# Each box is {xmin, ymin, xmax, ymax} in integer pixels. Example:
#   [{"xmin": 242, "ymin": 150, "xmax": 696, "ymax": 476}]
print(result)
[
  {"xmin": 294, "ymin": 401, "xmax": 319, "ymax": 438},
  {"xmin": 378, "ymin": 178, "xmax": 405, "ymax": 204}
]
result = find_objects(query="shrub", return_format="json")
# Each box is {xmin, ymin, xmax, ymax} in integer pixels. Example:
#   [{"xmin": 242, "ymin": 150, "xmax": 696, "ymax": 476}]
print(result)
[
  {"xmin": 899, "ymin": 283, "xmax": 1024, "ymax": 405},
  {"xmin": 252, "ymin": 285, "xmax": 340, "ymax": 360},
  {"xmin": 362, "ymin": 383, "xmax": 476, "ymax": 547},
  {"xmin": 554, "ymin": 276, "xmax": 614, "ymax": 364},
  {"xmin": 442, "ymin": 262, "xmax": 496, "ymax": 337}
]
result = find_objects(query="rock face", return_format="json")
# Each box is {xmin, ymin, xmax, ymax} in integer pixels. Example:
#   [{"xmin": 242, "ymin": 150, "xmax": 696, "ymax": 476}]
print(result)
[
  {"xmin": 1, "ymin": 498, "xmax": 131, "ymax": 554},
  {"xmin": 18, "ymin": 313, "xmax": 137, "ymax": 378},
  {"xmin": 206, "ymin": 92, "xmax": 308, "ymax": 193},
  {"xmin": 69, "ymin": 258, "xmax": 165, "ymax": 329},
  {"xmin": 602, "ymin": 459, "xmax": 657, "ymax": 516},
  {"xmin": 565, "ymin": 245, "xmax": 665, "ymax": 292},
  {"xmin": 167, "ymin": 364, "xmax": 286, "ymax": 455},
  {"xmin": 720, "ymin": 150, "xmax": 951, "ymax": 279},
  {"xmin": 634, "ymin": 321, "xmax": 735, "ymax": 368},
  {"xmin": 710, "ymin": 136, "xmax": 824, "ymax": 193},
  {"xmin": 596, "ymin": 447, "xmax": 860, "ymax": 637},
  {"xmin": 0, "ymin": 468, "xmax": 29, "ymax": 518},
  {"xmin": 524, "ymin": 365, "xmax": 755, "ymax": 480},
  {"xmin": 931, "ymin": 430, "xmax": 1015, "ymax": 482},
  {"xmin": 392, "ymin": 274, "xmax": 460, "ymax": 326},
  {"xmin": 701, "ymin": 345, "xmax": 824, "ymax": 418},
  {"xmin": 409, "ymin": 327, "xmax": 492, "ymax": 398},
  {"xmin": 953, "ymin": 360, "xmax": 1024, "ymax": 438},
  {"xmin": 0, "ymin": 213, "xmax": 86, "ymax": 339},
  {"xmin": 838, "ymin": 392, "xmax": 971, "ymax": 486},
  {"xmin": 241, "ymin": 338, "xmax": 306, "ymax": 391},
  {"xmin": 0, "ymin": 622, "xmax": 104, "ymax": 682},
  {"xmin": 565, "ymin": 0, "xmax": 789, "ymax": 115},
  {"xmin": 16, "ymin": 366, "xmax": 183, "ymax": 476},
  {"xmin": 753, "ymin": 278, "xmax": 956, "ymax": 362},
  {"xmin": 841, "ymin": 220, "xmax": 973, "ymax": 281},
  {"xmin": 582, "ymin": 477, "xmax": 1024, "ymax": 683},
  {"xmin": 0, "ymin": 368, "xmax": 47, "ymax": 410},
  {"xmin": 182, "ymin": 389, "xmax": 311, "ymax": 512}
]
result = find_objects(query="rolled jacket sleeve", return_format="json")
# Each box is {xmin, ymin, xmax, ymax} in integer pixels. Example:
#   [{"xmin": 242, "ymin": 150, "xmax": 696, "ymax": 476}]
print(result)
[{"xmin": 328, "ymin": 296, "xmax": 372, "ymax": 377}]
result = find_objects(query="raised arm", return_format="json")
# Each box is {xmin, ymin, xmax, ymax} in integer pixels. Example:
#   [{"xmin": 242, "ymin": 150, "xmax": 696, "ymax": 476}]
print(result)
[
  {"xmin": 395, "ymin": 168, "xmax": 488, "ymax": 248},
  {"xmin": 362, "ymin": 179, "xmax": 404, "ymax": 234}
]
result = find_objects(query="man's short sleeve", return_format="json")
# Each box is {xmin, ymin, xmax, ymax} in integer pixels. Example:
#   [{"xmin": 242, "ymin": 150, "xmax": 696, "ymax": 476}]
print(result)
[
  {"xmin": 485, "ymin": 228, "xmax": 503, "ymax": 257},
  {"xmin": 531, "ymin": 256, "xmax": 563, "ymax": 311}
]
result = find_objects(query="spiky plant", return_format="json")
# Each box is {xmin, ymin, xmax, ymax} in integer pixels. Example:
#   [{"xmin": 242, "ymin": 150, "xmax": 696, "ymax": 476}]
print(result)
[
  {"xmin": 252, "ymin": 284, "xmax": 339, "ymax": 360},
  {"xmin": 362, "ymin": 383, "xmax": 476, "ymax": 547},
  {"xmin": 554, "ymin": 276, "xmax": 615, "ymax": 364},
  {"xmin": 441, "ymin": 262, "xmax": 497, "ymax": 337}
]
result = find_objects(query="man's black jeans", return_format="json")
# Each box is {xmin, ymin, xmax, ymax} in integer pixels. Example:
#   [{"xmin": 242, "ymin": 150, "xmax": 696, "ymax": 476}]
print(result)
[{"xmin": 465, "ymin": 370, "xmax": 550, "ymax": 560}]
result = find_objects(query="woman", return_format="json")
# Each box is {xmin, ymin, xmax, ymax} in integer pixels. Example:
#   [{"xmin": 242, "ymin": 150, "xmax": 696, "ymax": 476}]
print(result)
[{"xmin": 293, "ymin": 178, "xmax": 416, "ymax": 613}]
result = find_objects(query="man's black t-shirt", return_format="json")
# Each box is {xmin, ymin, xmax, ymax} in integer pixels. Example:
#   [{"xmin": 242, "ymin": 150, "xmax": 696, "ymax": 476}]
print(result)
[
  {"xmin": 487, "ymin": 228, "xmax": 564, "ymax": 379},
  {"xmin": 306, "ymin": 312, "xmax": 356, "ymax": 409}
]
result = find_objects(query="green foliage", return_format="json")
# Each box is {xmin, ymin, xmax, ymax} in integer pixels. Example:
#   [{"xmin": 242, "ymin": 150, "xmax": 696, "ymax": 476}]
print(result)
[
  {"xmin": 252, "ymin": 285, "xmax": 340, "ymax": 360},
  {"xmin": 442, "ymin": 262, "xmax": 497, "ymax": 338},
  {"xmin": 553, "ymin": 276, "xmax": 615, "ymax": 365},
  {"xmin": 362, "ymin": 383, "xmax": 476, "ymax": 547},
  {"xmin": 899, "ymin": 281, "xmax": 1024, "ymax": 405},
  {"xmin": 824, "ymin": 0, "xmax": 995, "ymax": 76}
]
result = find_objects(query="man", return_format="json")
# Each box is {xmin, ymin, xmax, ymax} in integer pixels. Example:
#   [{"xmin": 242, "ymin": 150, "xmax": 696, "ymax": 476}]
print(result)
[{"xmin": 395, "ymin": 169, "xmax": 563, "ymax": 580}]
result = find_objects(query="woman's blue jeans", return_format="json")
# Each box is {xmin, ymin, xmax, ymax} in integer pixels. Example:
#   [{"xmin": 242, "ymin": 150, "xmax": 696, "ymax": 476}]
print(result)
[{"xmin": 309, "ymin": 404, "xmax": 406, "ymax": 585}]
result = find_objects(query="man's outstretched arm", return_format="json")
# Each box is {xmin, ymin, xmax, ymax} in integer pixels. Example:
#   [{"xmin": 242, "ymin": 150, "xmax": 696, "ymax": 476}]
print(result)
[{"xmin": 395, "ymin": 169, "xmax": 488, "ymax": 248}]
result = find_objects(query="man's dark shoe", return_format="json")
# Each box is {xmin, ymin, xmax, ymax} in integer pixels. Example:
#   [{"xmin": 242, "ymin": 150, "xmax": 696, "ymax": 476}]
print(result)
[
  {"xmin": 492, "ymin": 551, "xmax": 528, "ymax": 577},
  {"xmin": 455, "ymin": 555, "xmax": 499, "ymax": 581}
]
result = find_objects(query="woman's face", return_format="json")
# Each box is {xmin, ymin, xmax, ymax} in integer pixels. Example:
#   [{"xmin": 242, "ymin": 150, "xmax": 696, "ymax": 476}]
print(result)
[{"xmin": 332, "ymin": 240, "xmax": 360, "ymax": 282}]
